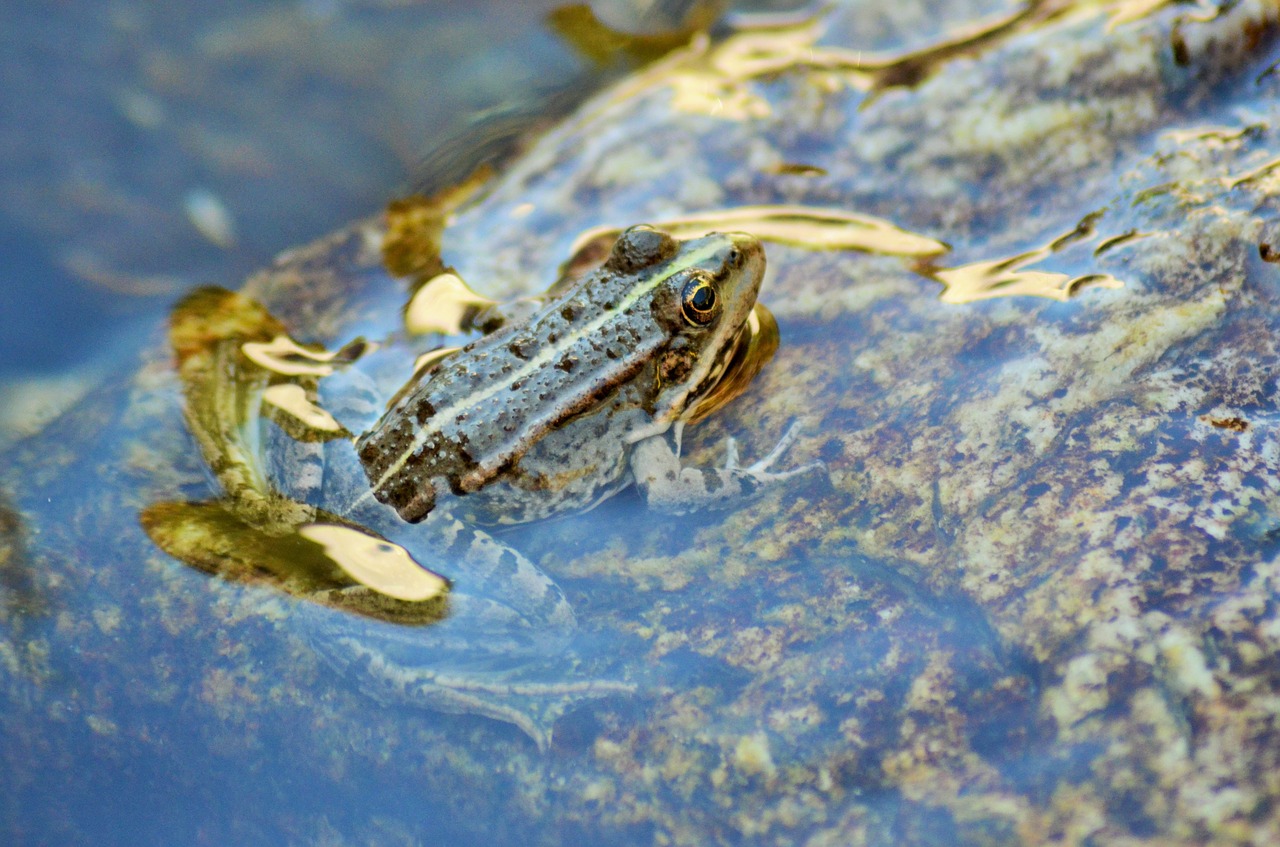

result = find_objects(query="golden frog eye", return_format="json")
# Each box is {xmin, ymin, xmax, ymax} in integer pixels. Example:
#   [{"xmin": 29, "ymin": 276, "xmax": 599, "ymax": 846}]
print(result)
[{"xmin": 681, "ymin": 276, "xmax": 718, "ymax": 326}]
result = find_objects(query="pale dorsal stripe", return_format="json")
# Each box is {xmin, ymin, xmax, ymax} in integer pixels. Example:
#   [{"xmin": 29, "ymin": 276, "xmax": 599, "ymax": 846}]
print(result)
[{"xmin": 365, "ymin": 239, "xmax": 726, "ymax": 499}]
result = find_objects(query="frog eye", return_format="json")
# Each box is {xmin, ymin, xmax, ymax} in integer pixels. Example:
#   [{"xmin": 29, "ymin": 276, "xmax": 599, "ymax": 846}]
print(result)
[{"xmin": 681, "ymin": 276, "xmax": 718, "ymax": 326}]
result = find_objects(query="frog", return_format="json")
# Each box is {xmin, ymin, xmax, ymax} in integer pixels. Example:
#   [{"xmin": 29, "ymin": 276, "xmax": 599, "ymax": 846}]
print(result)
[
  {"xmin": 349, "ymin": 223, "xmax": 815, "ymax": 525},
  {"xmin": 146, "ymin": 222, "xmax": 822, "ymax": 747}
]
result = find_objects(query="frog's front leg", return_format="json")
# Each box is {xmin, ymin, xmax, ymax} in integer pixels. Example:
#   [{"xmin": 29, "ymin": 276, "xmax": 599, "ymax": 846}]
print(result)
[{"xmin": 630, "ymin": 421, "xmax": 824, "ymax": 513}]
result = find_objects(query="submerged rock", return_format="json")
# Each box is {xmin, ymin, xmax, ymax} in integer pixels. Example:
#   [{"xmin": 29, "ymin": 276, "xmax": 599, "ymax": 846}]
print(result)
[{"xmin": 5, "ymin": 1, "xmax": 1280, "ymax": 844}]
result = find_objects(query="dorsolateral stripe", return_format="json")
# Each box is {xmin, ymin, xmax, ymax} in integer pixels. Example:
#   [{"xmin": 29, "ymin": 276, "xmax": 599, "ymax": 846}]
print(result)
[{"xmin": 366, "ymin": 239, "xmax": 727, "ymax": 497}]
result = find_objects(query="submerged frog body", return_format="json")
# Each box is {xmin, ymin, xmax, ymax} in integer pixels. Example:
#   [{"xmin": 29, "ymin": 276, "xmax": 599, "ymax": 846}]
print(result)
[{"xmin": 153, "ymin": 224, "xmax": 820, "ymax": 746}]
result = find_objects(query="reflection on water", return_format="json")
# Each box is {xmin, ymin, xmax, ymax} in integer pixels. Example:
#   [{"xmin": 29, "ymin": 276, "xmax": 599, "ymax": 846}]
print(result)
[
  {"xmin": 298, "ymin": 523, "xmax": 448, "ymax": 602},
  {"xmin": 549, "ymin": 1, "xmax": 727, "ymax": 65},
  {"xmin": 141, "ymin": 500, "xmax": 449, "ymax": 622},
  {"xmin": 654, "ymin": 0, "xmax": 1084, "ymax": 119},
  {"xmin": 147, "ymin": 285, "xmax": 449, "ymax": 619},
  {"xmin": 404, "ymin": 272, "xmax": 497, "ymax": 336},
  {"xmin": 568, "ymin": 204, "xmax": 950, "ymax": 258},
  {"xmin": 924, "ymin": 212, "xmax": 1131, "ymax": 303}
]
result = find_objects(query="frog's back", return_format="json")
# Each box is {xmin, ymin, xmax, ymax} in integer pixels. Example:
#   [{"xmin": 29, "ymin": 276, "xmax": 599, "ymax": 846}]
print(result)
[
  {"xmin": 355, "ymin": 227, "xmax": 761, "ymax": 525},
  {"xmin": 355, "ymin": 264, "xmax": 670, "ymax": 523}
]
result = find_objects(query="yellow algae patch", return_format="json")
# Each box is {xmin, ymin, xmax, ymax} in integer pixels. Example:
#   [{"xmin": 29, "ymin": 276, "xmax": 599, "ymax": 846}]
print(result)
[
  {"xmin": 1156, "ymin": 626, "xmax": 1220, "ymax": 700},
  {"xmin": 92, "ymin": 607, "xmax": 122, "ymax": 636},
  {"xmin": 732, "ymin": 732, "xmax": 777, "ymax": 779},
  {"xmin": 85, "ymin": 715, "xmax": 119, "ymax": 737}
]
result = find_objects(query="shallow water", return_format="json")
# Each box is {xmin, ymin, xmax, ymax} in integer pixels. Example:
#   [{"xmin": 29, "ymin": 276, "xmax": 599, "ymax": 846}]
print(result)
[
  {"xmin": 0, "ymin": 0, "xmax": 603, "ymax": 395},
  {"xmin": 7, "ymin": 1, "xmax": 1280, "ymax": 845}
]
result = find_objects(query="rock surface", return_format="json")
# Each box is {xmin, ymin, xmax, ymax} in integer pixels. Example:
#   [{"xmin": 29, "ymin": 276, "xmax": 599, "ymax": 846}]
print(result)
[{"xmin": 6, "ymin": 1, "xmax": 1280, "ymax": 844}]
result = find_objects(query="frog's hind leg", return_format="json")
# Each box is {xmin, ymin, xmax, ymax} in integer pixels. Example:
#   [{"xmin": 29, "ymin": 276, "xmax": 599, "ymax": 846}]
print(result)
[
  {"xmin": 427, "ymin": 512, "xmax": 576, "ymax": 633},
  {"xmin": 314, "ymin": 611, "xmax": 634, "ymax": 751},
  {"xmin": 308, "ymin": 515, "xmax": 628, "ymax": 751}
]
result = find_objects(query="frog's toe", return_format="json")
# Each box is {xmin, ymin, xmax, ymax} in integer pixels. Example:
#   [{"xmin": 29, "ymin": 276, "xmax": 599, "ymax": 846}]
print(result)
[
  {"xmin": 747, "ymin": 419, "xmax": 804, "ymax": 473},
  {"xmin": 740, "ymin": 420, "xmax": 826, "ymax": 485},
  {"xmin": 633, "ymin": 420, "xmax": 826, "ymax": 513}
]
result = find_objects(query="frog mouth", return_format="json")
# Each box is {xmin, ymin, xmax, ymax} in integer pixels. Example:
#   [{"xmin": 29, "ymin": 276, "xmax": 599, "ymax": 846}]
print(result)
[{"xmin": 683, "ymin": 301, "xmax": 779, "ymax": 426}]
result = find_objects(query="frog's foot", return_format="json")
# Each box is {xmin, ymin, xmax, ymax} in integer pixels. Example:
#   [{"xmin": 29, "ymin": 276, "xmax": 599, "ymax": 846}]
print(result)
[
  {"xmin": 302, "ymin": 504, "xmax": 599, "ymax": 748},
  {"xmin": 316, "ymin": 616, "xmax": 634, "ymax": 751},
  {"xmin": 632, "ymin": 420, "xmax": 826, "ymax": 513}
]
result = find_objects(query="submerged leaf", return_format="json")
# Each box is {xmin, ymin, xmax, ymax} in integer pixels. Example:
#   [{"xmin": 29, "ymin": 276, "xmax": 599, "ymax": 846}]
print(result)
[{"xmin": 142, "ymin": 501, "xmax": 448, "ymax": 625}]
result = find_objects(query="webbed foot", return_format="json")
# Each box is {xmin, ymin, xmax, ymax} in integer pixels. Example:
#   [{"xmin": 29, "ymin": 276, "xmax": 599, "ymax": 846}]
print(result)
[{"xmin": 633, "ymin": 419, "xmax": 826, "ymax": 513}]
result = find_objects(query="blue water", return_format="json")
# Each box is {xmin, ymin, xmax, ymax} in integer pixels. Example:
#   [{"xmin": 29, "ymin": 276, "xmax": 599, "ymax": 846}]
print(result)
[
  {"xmin": 0, "ymin": 2, "xmax": 627, "ymax": 842},
  {"xmin": 0, "ymin": 0, "xmax": 595, "ymax": 386}
]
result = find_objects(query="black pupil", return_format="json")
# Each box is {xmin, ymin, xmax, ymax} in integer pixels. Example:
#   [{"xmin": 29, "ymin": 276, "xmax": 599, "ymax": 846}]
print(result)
[{"xmin": 689, "ymin": 284, "xmax": 715, "ymax": 311}]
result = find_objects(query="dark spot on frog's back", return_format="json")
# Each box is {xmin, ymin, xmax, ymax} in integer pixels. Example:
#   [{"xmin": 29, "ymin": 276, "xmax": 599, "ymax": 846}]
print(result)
[
  {"xmin": 358, "ymin": 438, "xmax": 381, "ymax": 465},
  {"xmin": 605, "ymin": 224, "xmax": 678, "ymax": 274},
  {"xmin": 383, "ymin": 472, "xmax": 437, "ymax": 523}
]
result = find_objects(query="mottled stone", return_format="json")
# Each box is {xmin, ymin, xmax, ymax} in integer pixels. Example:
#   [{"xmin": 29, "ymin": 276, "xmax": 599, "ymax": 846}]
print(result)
[{"xmin": 6, "ymin": 1, "xmax": 1280, "ymax": 845}]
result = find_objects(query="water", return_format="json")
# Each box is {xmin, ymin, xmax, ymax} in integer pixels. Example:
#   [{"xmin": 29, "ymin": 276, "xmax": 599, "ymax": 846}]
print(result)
[
  {"xmin": 7, "ymin": 0, "xmax": 1280, "ymax": 844},
  {"xmin": 0, "ymin": 0, "xmax": 600, "ymax": 386}
]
